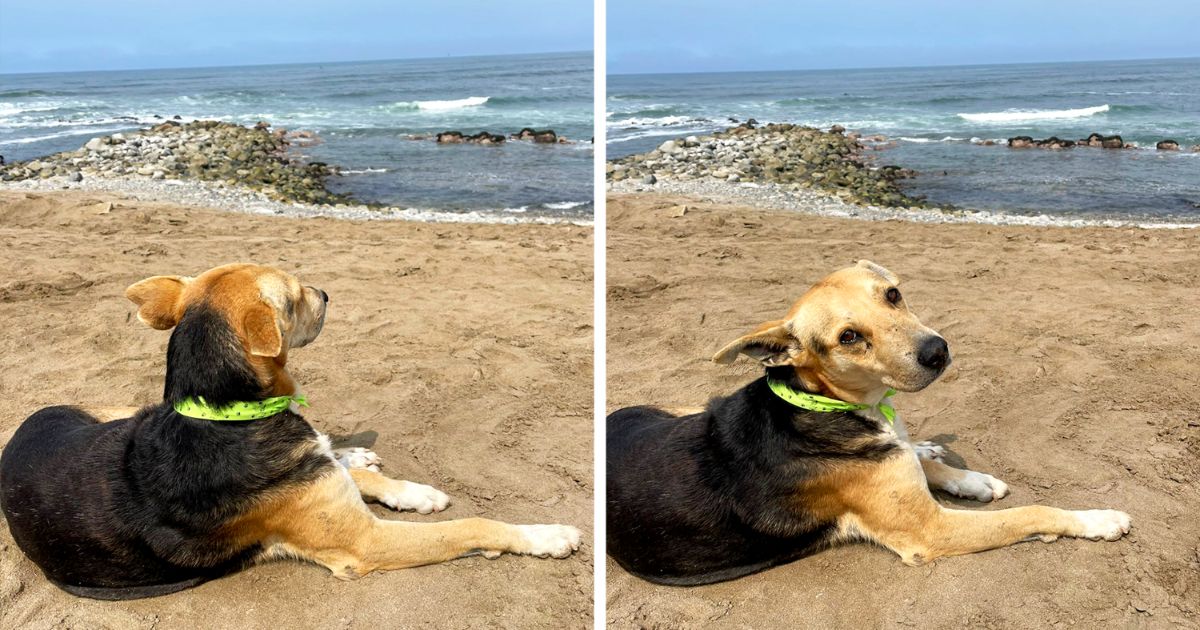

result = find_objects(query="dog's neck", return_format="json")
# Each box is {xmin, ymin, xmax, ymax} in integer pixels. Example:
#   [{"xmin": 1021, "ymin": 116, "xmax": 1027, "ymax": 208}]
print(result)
[
  {"xmin": 770, "ymin": 367, "xmax": 890, "ymax": 405},
  {"xmin": 163, "ymin": 305, "xmax": 295, "ymax": 406}
]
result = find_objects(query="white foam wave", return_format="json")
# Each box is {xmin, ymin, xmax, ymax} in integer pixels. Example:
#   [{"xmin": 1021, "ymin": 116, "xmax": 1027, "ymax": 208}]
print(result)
[
  {"xmin": 0, "ymin": 126, "xmax": 129, "ymax": 146},
  {"xmin": 958, "ymin": 104, "xmax": 1110, "ymax": 123},
  {"xmin": 340, "ymin": 168, "xmax": 388, "ymax": 174},
  {"xmin": 544, "ymin": 200, "xmax": 588, "ymax": 210},
  {"xmin": 400, "ymin": 96, "xmax": 490, "ymax": 111},
  {"xmin": 608, "ymin": 115, "xmax": 698, "ymax": 128},
  {"xmin": 898, "ymin": 136, "xmax": 967, "ymax": 144},
  {"xmin": 502, "ymin": 206, "xmax": 529, "ymax": 213}
]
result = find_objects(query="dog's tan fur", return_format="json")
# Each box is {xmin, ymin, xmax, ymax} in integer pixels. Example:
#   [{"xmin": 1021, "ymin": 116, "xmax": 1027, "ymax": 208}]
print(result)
[
  {"xmin": 716, "ymin": 260, "xmax": 1130, "ymax": 564},
  {"xmin": 123, "ymin": 263, "xmax": 580, "ymax": 579}
]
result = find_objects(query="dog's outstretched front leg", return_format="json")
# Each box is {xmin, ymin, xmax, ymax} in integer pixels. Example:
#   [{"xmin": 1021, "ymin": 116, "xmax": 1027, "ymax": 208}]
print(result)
[
  {"xmin": 842, "ymin": 453, "xmax": 1130, "ymax": 565},
  {"xmin": 348, "ymin": 468, "xmax": 450, "ymax": 514},
  {"xmin": 256, "ymin": 472, "xmax": 582, "ymax": 579},
  {"xmin": 920, "ymin": 458, "xmax": 1010, "ymax": 502}
]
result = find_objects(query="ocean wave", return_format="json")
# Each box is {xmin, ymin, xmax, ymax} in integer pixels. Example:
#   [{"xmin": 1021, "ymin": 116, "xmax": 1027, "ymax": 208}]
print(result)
[
  {"xmin": 607, "ymin": 115, "xmax": 704, "ymax": 128},
  {"xmin": 958, "ymin": 104, "xmax": 1110, "ymax": 123},
  {"xmin": 0, "ymin": 125, "xmax": 130, "ymax": 146},
  {"xmin": 340, "ymin": 167, "xmax": 388, "ymax": 174},
  {"xmin": 898, "ymin": 136, "xmax": 968, "ymax": 144},
  {"xmin": 543, "ymin": 200, "xmax": 589, "ymax": 210},
  {"xmin": 395, "ymin": 96, "xmax": 491, "ymax": 111}
]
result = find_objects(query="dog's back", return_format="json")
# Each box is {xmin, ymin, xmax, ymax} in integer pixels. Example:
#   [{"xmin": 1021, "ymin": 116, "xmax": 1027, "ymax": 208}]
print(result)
[
  {"xmin": 606, "ymin": 391, "xmax": 839, "ymax": 585},
  {"xmin": 0, "ymin": 404, "xmax": 329, "ymax": 599}
]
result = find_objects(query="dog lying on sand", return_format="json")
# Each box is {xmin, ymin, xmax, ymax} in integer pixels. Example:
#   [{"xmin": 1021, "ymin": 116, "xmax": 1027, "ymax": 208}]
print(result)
[
  {"xmin": 607, "ymin": 260, "xmax": 1129, "ymax": 585},
  {"xmin": 0, "ymin": 263, "xmax": 580, "ymax": 599}
]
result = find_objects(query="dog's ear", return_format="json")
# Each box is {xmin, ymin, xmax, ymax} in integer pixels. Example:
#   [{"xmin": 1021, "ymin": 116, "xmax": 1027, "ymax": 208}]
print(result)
[
  {"xmin": 125, "ymin": 275, "xmax": 191, "ymax": 330},
  {"xmin": 857, "ymin": 260, "xmax": 900, "ymax": 284},
  {"xmin": 243, "ymin": 302, "xmax": 283, "ymax": 357},
  {"xmin": 712, "ymin": 320, "xmax": 796, "ymax": 366}
]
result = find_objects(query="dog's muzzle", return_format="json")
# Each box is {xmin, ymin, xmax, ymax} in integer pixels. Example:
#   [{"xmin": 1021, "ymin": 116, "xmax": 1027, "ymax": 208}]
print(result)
[{"xmin": 917, "ymin": 336, "xmax": 950, "ymax": 372}]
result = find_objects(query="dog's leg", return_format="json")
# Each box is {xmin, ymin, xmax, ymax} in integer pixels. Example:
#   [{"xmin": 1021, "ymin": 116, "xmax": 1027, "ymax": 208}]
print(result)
[
  {"xmin": 244, "ymin": 472, "xmax": 581, "ymax": 579},
  {"xmin": 348, "ymin": 468, "xmax": 450, "ymax": 514},
  {"xmin": 920, "ymin": 458, "xmax": 1009, "ymax": 502},
  {"xmin": 332, "ymin": 446, "xmax": 382, "ymax": 472},
  {"xmin": 827, "ymin": 452, "xmax": 1130, "ymax": 566}
]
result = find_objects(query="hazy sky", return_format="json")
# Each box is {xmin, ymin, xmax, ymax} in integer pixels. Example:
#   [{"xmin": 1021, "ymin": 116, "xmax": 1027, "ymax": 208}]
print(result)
[
  {"xmin": 0, "ymin": 0, "xmax": 593, "ymax": 74},
  {"xmin": 609, "ymin": 0, "xmax": 1200, "ymax": 74}
]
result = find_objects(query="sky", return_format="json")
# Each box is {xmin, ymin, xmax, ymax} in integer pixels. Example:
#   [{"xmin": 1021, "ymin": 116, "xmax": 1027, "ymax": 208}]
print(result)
[
  {"xmin": 0, "ymin": 0, "xmax": 594, "ymax": 74},
  {"xmin": 609, "ymin": 0, "xmax": 1200, "ymax": 74}
]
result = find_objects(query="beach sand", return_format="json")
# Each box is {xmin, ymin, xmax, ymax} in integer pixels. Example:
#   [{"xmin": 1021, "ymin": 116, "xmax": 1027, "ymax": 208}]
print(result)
[
  {"xmin": 606, "ymin": 192, "xmax": 1200, "ymax": 628},
  {"xmin": 0, "ymin": 190, "xmax": 593, "ymax": 629}
]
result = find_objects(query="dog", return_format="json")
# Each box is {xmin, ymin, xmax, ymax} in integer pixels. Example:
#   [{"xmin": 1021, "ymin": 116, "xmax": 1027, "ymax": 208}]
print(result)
[
  {"xmin": 0, "ymin": 263, "xmax": 581, "ymax": 599},
  {"xmin": 606, "ymin": 260, "xmax": 1130, "ymax": 585}
]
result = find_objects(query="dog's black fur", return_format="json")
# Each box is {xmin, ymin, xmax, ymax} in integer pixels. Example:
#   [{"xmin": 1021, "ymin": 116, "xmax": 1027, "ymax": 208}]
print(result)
[
  {"xmin": 606, "ymin": 368, "xmax": 900, "ymax": 585},
  {"xmin": 0, "ymin": 305, "xmax": 333, "ymax": 600}
]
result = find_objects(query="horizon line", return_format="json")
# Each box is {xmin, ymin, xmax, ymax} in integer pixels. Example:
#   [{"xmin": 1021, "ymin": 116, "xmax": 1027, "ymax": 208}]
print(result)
[
  {"xmin": 607, "ymin": 53, "xmax": 1200, "ymax": 78},
  {"xmin": 0, "ymin": 49, "xmax": 593, "ymax": 78}
]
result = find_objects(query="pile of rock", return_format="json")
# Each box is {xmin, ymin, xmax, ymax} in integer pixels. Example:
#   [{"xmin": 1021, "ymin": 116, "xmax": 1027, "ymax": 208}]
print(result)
[
  {"xmin": 1005, "ymin": 133, "xmax": 1196, "ymax": 151},
  {"xmin": 606, "ymin": 122, "xmax": 923, "ymax": 207},
  {"xmin": 0, "ymin": 120, "xmax": 349, "ymax": 205},
  {"xmin": 433, "ymin": 127, "xmax": 569, "ymax": 145}
]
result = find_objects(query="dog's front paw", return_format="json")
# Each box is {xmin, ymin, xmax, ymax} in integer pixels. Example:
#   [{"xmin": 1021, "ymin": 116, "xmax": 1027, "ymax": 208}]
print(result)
[
  {"xmin": 335, "ymin": 447, "xmax": 382, "ymax": 472},
  {"xmin": 1073, "ymin": 510, "xmax": 1132, "ymax": 541},
  {"xmin": 913, "ymin": 441, "xmax": 947, "ymax": 462},
  {"xmin": 380, "ymin": 481, "xmax": 450, "ymax": 514},
  {"xmin": 943, "ymin": 470, "xmax": 1010, "ymax": 502},
  {"xmin": 516, "ymin": 524, "xmax": 582, "ymax": 559}
]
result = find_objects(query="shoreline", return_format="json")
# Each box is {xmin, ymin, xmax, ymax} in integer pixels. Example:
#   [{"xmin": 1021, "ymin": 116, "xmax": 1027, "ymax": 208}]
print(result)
[
  {"xmin": 607, "ymin": 178, "xmax": 1200, "ymax": 229},
  {"xmin": 0, "ymin": 176, "xmax": 594, "ymax": 226}
]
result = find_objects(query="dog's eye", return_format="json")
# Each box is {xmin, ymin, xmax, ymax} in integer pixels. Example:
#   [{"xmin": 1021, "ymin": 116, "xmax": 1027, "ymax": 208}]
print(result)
[
  {"xmin": 839, "ymin": 330, "xmax": 859, "ymax": 345},
  {"xmin": 886, "ymin": 287, "xmax": 901, "ymax": 304}
]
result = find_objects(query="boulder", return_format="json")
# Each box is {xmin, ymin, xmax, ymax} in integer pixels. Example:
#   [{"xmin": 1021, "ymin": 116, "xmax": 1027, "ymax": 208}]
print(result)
[
  {"xmin": 1156, "ymin": 139, "xmax": 1180, "ymax": 151},
  {"xmin": 436, "ymin": 131, "xmax": 465, "ymax": 144},
  {"xmin": 1007, "ymin": 136, "xmax": 1035, "ymax": 148},
  {"xmin": 1101, "ymin": 135, "xmax": 1124, "ymax": 149},
  {"xmin": 829, "ymin": 124, "xmax": 845, "ymax": 134}
]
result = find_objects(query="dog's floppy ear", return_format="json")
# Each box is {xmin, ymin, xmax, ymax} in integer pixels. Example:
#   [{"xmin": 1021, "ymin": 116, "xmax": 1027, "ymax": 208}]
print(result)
[
  {"xmin": 125, "ymin": 275, "xmax": 191, "ymax": 330},
  {"xmin": 243, "ymin": 301, "xmax": 283, "ymax": 357},
  {"xmin": 857, "ymin": 260, "xmax": 900, "ymax": 284},
  {"xmin": 712, "ymin": 319, "xmax": 796, "ymax": 366}
]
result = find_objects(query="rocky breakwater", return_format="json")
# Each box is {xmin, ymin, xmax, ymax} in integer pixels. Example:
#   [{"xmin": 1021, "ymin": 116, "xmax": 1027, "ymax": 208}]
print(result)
[
  {"xmin": 1004, "ymin": 133, "xmax": 1199, "ymax": 151},
  {"xmin": 0, "ymin": 120, "xmax": 349, "ymax": 205},
  {"xmin": 607, "ymin": 123, "xmax": 923, "ymax": 208}
]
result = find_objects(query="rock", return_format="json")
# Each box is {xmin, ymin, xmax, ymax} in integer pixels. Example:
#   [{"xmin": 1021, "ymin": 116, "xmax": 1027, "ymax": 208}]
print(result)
[
  {"xmin": 1156, "ymin": 139, "xmax": 1180, "ymax": 151},
  {"xmin": 68, "ymin": 171, "xmax": 82, "ymax": 182},
  {"xmin": 436, "ymin": 131, "xmax": 465, "ymax": 144},
  {"xmin": 641, "ymin": 174, "xmax": 657, "ymax": 185},
  {"xmin": 829, "ymin": 124, "xmax": 845, "ymax": 134},
  {"xmin": 1007, "ymin": 136, "xmax": 1035, "ymax": 148},
  {"xmin": 658, "ymin": 140, "xmax": 679, "ymax": 153},
  {"xmin": 84, "ymin": 137, "xmax": 106, "ymax": 152},
  {"xmin": 1101, "ymin": 135, "xmax": 1124, "ymax": 149}
]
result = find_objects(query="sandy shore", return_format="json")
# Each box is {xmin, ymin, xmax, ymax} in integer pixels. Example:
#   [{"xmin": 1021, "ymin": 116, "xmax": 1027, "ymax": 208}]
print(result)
[
  {"xmin": 0, "ymin": 190, "xmax": 593, "ymax": 629},
  {"xmin": 606, "ymin": 192, "xmax": 1200, "ymax": 628}
]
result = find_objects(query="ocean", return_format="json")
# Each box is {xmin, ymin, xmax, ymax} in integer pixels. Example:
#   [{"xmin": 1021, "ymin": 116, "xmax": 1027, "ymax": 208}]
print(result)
[
  {"xmin": 0, "ymin": 51, "xmax": 593, "ymax": 219},
  {"xmin": 608, "ymin": 58, "xmax": 1200, "ymax": 221}
]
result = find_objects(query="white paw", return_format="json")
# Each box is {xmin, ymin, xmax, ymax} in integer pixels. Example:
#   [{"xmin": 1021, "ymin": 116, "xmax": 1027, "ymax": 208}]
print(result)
[
  {"xmin": 913, "ymin": 441, "xmax": 946, "ymax": 462},
  {"xmin": 943, "ymin": 470, "xmax": 1010, "ymax": 502},
  {"xmin": 380, "ymin": 482, "xmax": 450, "ymax": 514},
  {"xmin": 517, "ymin": 524, "xmax": 582, "ymax": 559},
  {"xmin": 1073, "ymin": 509, "xmax": 1132, "ymax": 541},
  {"xmin": 335, "ymin": 447, "xmax": 382, "ymax": 473}
]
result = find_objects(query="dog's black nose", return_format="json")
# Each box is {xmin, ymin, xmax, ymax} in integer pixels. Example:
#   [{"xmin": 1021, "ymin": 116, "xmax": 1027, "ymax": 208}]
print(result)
[
  {"xmin": 319, "ymin": 289, "xmax": 329, "ymax": 304},
  {"xmin": 917, "ymin": 336, "xmax": 949, "ymax": 371}
]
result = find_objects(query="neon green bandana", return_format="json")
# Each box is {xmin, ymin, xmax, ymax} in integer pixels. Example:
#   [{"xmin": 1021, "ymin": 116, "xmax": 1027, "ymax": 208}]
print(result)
[
  {"xmin": 173, "ymin": 395, "xmax": 309, "ymax": 421},
  {"xmin": 767, "ymin": 379, "xmax": 896, "ymax": 425}
]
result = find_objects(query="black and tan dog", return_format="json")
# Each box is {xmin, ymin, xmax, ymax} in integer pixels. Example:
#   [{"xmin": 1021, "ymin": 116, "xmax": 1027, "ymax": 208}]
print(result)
[
  {"xmin": 607, "ymin": 260, "xmax": 1130, "ymax": 585},
  {"xmin": 0, "ymin": 263, "xmax": 580, "ymax": 599}
]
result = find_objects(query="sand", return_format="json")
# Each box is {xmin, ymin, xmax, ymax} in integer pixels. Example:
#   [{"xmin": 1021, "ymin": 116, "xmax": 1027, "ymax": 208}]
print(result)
[
  {"xmin": 0, "ymin": 190, "xmax": 593, "ymax": 629},
  {"xmin": 605, "ymin": 192, "xmax": 1200, "ymax": 629}
]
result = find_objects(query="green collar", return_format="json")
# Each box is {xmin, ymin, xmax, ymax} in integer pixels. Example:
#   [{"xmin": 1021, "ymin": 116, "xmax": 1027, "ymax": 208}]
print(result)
[
  {"xmin": 767, "ymin": 379, "xmax": 896, "ymax": 425},
  {"xmin": 173, "ymin": 395, "xmax": 308, "ymax": 421}
]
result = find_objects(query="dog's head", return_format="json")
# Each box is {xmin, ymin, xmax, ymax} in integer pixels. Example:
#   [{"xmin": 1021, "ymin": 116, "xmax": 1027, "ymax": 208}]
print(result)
[
  {"xmin": 713, "ymin": 260, "xmax": 948, "ymax": 403},
  {"xmin": 125, "ymin": 263, "xmax": 329, "ymax": 399}
]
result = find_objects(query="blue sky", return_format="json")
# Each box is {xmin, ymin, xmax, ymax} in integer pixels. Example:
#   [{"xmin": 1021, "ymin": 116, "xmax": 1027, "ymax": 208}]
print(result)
[
  {"xmin": 609, "ymin": 0, "xmax": 1200, "ymax": 74},
  {"xmin": 0, "ymin": 0, "xmax": 593, "ymax": 74}
]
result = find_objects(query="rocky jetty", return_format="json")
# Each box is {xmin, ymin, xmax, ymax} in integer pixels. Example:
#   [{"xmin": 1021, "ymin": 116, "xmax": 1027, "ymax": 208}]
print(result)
[
  {"xmin": 0, "ymin": 120, "xmax": 348, "ymax": 205},
  {"xmin": 432, "ymin": 127, "xmax": 571, "ymax": 145},
  {"xmin": 1004, "ymin": 132, "xmax": 1193, "ymax": 151},
  {"xmin": 606, "ymin": 123, "xmax": 923, "ymax": 207}
]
